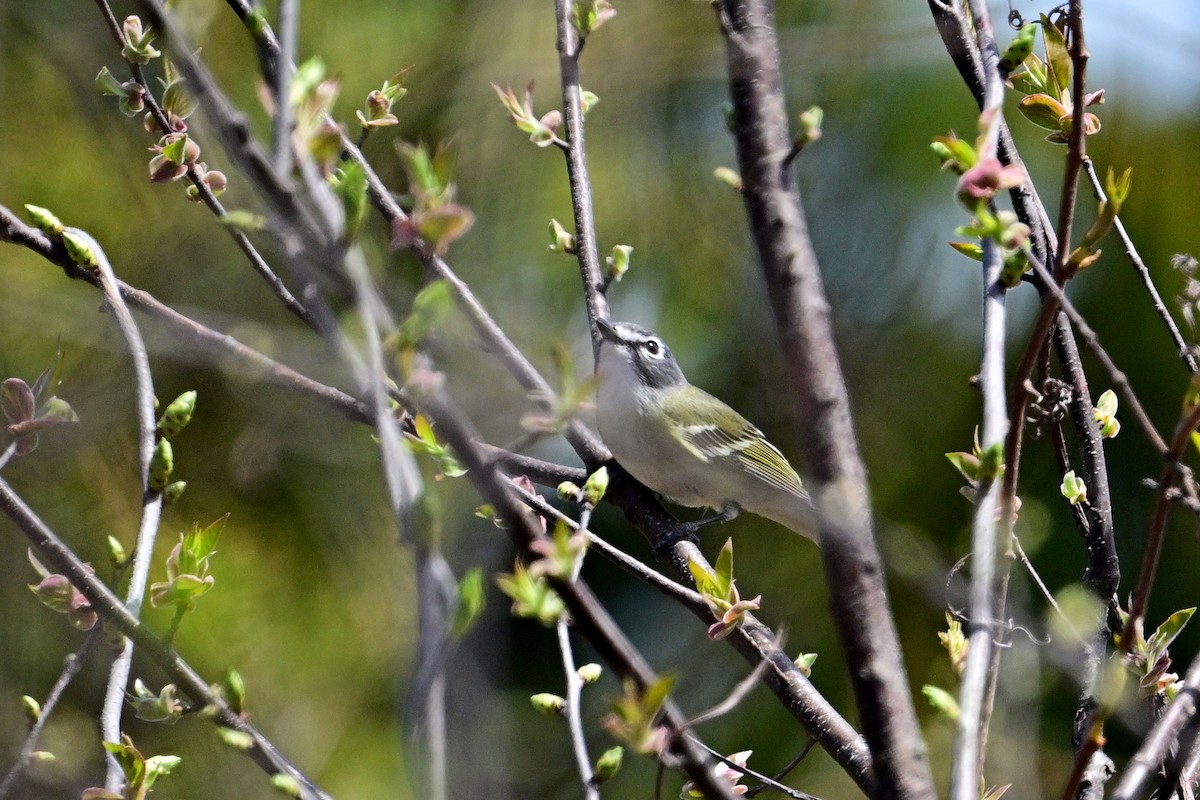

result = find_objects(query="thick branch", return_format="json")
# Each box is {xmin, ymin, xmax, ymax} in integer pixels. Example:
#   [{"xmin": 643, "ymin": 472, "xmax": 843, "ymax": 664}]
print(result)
[{"xmin": 717, "ymin": 2, "xmax": 932, "ymax": 797}]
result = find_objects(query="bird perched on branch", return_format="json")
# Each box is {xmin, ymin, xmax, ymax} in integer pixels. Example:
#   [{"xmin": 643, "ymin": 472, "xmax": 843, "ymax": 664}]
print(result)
[{"xmin": 595, "ymin": 318, "xmax": 815, "ymax": 542}]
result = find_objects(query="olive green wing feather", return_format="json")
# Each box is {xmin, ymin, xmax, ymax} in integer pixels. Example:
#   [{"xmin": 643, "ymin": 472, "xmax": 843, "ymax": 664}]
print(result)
[{"xmin": 661, "ymin": 389, "xmax": 807, "ymax": 499}]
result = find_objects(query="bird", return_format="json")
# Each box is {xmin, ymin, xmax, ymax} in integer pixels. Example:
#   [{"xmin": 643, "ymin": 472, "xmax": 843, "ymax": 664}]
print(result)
[{"xmin": 594, "ymin": 318, "xmax": 815, "ymax": 542}]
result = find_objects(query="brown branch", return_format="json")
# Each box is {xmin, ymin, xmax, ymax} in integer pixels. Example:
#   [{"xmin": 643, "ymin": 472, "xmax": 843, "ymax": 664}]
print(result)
[
  {"xmin": 553, "ymin": 0, "xmax": 611, "ymax": 355},
  {"xmin": 716, "ymin": 1, "xmax": 933, "ymax": 797},
  {"xmin": 1053, "ymin": 1, "xmax": 1089, "ymax": 277},
  {"xmin": 0, "ymin": 205, "xmax": 370, "ymax": 425}
]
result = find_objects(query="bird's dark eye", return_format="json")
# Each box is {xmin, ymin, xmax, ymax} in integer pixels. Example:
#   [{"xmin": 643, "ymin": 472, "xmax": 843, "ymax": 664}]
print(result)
[{"xmin": 642, "ymin": 339, "xmax": 662, "ymax": 358}]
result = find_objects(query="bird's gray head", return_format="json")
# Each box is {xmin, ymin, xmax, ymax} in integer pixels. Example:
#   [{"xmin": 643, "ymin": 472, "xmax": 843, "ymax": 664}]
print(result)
[{"xmin": 596, "ymin": 318, "xmax": 686, "ymax": 390}]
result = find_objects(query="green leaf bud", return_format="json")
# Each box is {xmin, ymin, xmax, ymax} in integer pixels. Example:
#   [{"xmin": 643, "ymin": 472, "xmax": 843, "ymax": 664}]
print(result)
[
  {"xmin": 270, "ymin": 773, "xmax": 302, "ymax": 797},
  {"xmin": 24, "ymin": 205, "xmax": 65, "ymax": 239},
  {"xmin": 21, "ymin": 695, "xmax": 41, "ymax": 724},
  {"xmin": 60, "ymin": 231, "xmax": 99, "ymax": 270},
  {"xmin": 157, "ymin": 391, "xmax": 197, "ymax": 439},
  {"xmin": 582, "ymin": 466, "xmax": 609, "ymax": 506},
  {"xmin": 577, "ymin": 662, "xmax": 602, "ymax": 685},
  {"xmin": 162, "ymin": 481, "xmax": 187, "ymax": 504},
  {"xmin": 107, "ymin": 535, "xmax": 127, "ymax": 570},
  {"xmin": 530, "ymin": 692, "xmax": 566, "ymax": 715},
  {"xmin": 605, "ymin": 245, "xmax": 632, "ymax": 283},
  {"xmin": 149, "ymin": 438, "xmax": 174, "ymax": 493},
  {"xmin": 593, "ymin": 746, "xmax": 623, "ymax": 784},
  {"xmin": 217, "ymin": 727, "xmax": 254, "ymax": 750},
  {"xmin": 1060, "ymin": 470, "xmax": 1087, "ymax": 505}
]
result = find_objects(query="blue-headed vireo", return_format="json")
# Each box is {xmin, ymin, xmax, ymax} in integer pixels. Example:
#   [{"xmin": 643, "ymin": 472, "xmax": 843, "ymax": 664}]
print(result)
[{"xmin": 595, "ymin": 318, "xmax": 815, "ymax": 542}]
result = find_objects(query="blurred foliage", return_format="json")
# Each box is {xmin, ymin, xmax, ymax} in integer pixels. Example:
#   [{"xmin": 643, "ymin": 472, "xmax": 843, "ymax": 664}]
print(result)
[{"xmin": 0, "ymin": 0, "xmax": 1198, "ymax": 798}]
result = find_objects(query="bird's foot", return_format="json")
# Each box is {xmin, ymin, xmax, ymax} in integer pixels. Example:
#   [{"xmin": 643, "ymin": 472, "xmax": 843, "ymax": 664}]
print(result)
[{"xmin": 652, "ymin": 503, "xmax": 741, "ymax": 555}]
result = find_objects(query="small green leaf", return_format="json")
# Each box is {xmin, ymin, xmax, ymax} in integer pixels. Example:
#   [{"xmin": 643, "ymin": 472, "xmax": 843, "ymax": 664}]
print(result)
[
  {"xmin": 949, "ymin": 242, "xmax": 984, "ymax": 261},
  {"xmin": 714, "ymin": 537, "xmax": 734, "ymax": 589},
  {"xmin": 451, "ymin": 567, "xmax": 485, "ymax": 638},
  {"xmin": 922, "ymin": 684, "xmax": 960, "ymax": 720},
  {"xmin": 1041, "ymin": 15, "xmax": 1071, "ymax": 99},
  {"xmin": 1148, "ymin": 607, "xmax": 1196, "ymax": 663},
  {"xmin": 329, "ymin": 162, "xmax": 369, "ymax": 241},
  {"xmin": 1060, "ymin": 470, "xmax": 1087, "ymax": 505}
]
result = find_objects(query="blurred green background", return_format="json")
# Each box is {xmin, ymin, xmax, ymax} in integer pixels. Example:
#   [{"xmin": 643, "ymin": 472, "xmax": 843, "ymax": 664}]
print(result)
[{"xmin": 1, "ymin": 0, "xmax": 1198, "ymax": 797}]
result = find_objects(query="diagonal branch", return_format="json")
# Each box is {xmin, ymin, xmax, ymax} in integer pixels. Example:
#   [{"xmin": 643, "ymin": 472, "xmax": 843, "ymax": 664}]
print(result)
[{"xmin": 0, "ymin": 477, "xmax": 333, "ymax": 800}]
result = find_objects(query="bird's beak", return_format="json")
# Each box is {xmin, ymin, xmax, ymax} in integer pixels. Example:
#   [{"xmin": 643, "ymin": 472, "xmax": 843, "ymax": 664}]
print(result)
[{"xmin": 596, "ymin": 317, "xmax": 620, "ymax": 343}]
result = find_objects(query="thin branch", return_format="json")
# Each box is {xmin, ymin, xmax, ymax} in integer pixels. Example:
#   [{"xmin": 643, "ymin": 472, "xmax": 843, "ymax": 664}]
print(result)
[
  {"xmin": 92, "ymin": 0, "xmax": 317, "ymax": 327},
  {"xmin": 1109, "ymin": 654, "xmax": 1200, "ymax": 800},
  {"xmin": 1052, "ymin": 0, "xmax": 1089, "ymax": 278},
  {"xmin": 0, "ymin": 206, "xmax": 369, "ymax": 424},
  {"xmin": 552, "ymin": 0, "xmax": 610, "ymax": 355},
  {"xmin": 271, "ymin": 0, "xmax": 297, "ymax": 175},
  {"xmin": 0, "ymin": 476, "xmax": 333, "ymax": 800},
  {"xmin": 65, "ymin": 228, "xmax": 166, "ymax": 792},
  {"xmin": 411, "ymin": 386, "xmax": 738, "ymax": 800},
  {"xmin": 0, "ymin": 630, "xmax": 100, "ymax": 799},
  {"xmin": 511, "ymin": 481, "xmax": 707, "ymax": 612},
  {"xmin": 687, "ymin": 738, "xmax": 819, "ymax": 800},
  {"xmin": 223, "ymin": 0, "xmax": 282, "ymax": 88},
  {"xmin": 745, "ymin": 740, "xmax": 817, "ymax": 799},
  {"xmin": 1081, "ymin": 158, "xmax": 1197, "ymax": 373},
  {"xmin": 558, "ymin": 514, "xmax": 598, "ymax": 800},
  {"xmin": 950, "ymin": 1, "xmax": 1012, "ymax": 795},
  {"xmin": 679, "ymin": 651, "xmax": 772, "ymax": 734}
]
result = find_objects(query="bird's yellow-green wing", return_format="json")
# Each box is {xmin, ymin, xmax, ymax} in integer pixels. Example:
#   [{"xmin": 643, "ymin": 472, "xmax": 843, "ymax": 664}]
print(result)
[{"xmin": 662, "ymin": 388, "xmax": 807, "ymax": 499}]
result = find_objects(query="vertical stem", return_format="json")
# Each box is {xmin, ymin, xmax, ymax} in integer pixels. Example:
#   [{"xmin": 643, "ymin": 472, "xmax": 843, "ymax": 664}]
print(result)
[
  {"xmin": 717, "ymin": 1, "xmax": 934, "ymax": 797},
  {"xmin": 271, "ymin": 0, "xmax": 298, "ymax": 175},
  {"xmin": 553, "ymin": 0, "xmax": 611, "ymax": 356},
  {"xmin": 951, "ymin": 1, "xmax": 1009, "ymax": 796}
]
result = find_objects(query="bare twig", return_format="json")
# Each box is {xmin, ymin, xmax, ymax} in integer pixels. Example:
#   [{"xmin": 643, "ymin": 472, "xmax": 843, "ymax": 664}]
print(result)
[
  {"xmin": 679, "ymin": 652, "xmax": 772, "ymax": 734},
  {"xmin": 64, "ymin": 228, "xmax": 166, "ymax": 792},
  {"xmin": 948, "ymin": 2, "xmax": 1012, "ymax": 795},
  {"xmin": 552, "ymin": 0, "xmax": 611, "ymax": 354},
  {"xmin": 558, "ymin": 510, "xmax": 599, "ymax": 800},
  {"xmin": 0, "ymin": 477, "xmax": 333, "ymax": 800},
  {"xmin": 0, "ymin": 630, "xmax": 100, "ymax": 799},
  {"xmin": 0, "ymin": 206, "xmax": 368, "ymax": 424},
  {"xmin": 272, "ymin": 0, "xmax": 297, "ymax": 175},
  {"xmin": 1081, "ymin": 158, "xmax": 1197, "ymax": 372},
  {"xmin": 745, "ymin": 740, "xmax": 818, "ymax": 799}
]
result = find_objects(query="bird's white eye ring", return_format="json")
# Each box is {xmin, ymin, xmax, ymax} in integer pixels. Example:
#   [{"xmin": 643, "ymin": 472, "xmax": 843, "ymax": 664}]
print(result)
[{"xmin": 642, "ymin": 339, "xmax": 663, "ymax": 358}]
